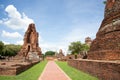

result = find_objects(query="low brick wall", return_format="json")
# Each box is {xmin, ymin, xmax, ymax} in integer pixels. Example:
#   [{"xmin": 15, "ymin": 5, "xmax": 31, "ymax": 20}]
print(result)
[
  {"xmin": 0, "ymin": 61, "xmax": 40, "ymax": 75},
  {"xmin": 16, "ymin": 61, "xmax": 40, "ymax": 75},
  {"xmin": 68, "ymin": 59, "xmax": 120, "ymax": 80}
]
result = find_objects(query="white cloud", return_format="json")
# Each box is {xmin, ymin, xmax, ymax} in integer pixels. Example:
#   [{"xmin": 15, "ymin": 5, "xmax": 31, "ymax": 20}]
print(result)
[
  {"xmin": 2, "ymin": 30, "xmax": 22, "ymax": 39},
  {"xmin": 39, "ymin": 40, "xmax": 69, "ymax": 55},
  {"xmin": 40, "ymin": 42, "xmax": 58, "ymax": 53},
  {"xmin": 63, "ymin": 28, "xmax": 90, "ymax": 43},
  {"xmin": 0, "ymin": 5, "xmax": 34, "ymax": 30},
  {"xmin": 0, "ymin": 20, "xmax": 3, "ymax": 24},
  {"xmin": 59, "ymin": 24, "xmax": 97, "ymax": 55},
  {"xmin": 38, "ymin": 33, "xmax": 58, "ymax": 54},
  {"xmin": 62, "ymin": 21, "xmax": 99, "ymax": 44},
  {"xmin": 3, "ymin": 41, "xmax": 10, "ymax": 44},
  {"xmin": 16, "ymin": 40, "xmax": 23, "ymax": 45},
  {"xmin": 5, "ymin": 5, "xmax": 21, "ymax": 19}
]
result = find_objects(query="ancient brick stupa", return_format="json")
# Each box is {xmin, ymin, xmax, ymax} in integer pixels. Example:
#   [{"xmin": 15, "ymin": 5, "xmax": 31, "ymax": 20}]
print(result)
[
  {"xmin": 88, "ymin": 0, "xmax": 120, "ymax": 60},
  {"xmin": 56, "ymin": 49, "xmax": 64, "ymax": 60},
  {"xmin": 85, "ymin": 37, "xmax": 92, "ymax": 47},
  {"xmin": 19, "ymin": 23, "xmax": 42, "ymax": 60},
  {"xmin": 58, "ymin": 49, "xmax": 64, "ymax": 57}
]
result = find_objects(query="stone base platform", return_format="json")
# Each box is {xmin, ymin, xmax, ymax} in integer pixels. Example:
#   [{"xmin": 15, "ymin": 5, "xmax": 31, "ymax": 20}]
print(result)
[
  {"xmin": 0, "ymin": 60, "xmax": 40, "ymax": 75},
  {"xmin": 68, "ymin": 59, "xmax": 120, "ymax": 80}
]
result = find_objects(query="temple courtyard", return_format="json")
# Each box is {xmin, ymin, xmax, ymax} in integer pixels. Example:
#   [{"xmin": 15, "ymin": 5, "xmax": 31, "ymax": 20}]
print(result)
[
  {"xmin": 0, "ymin": 0, "xmax": 120, "ymax": 80},
  {"xmin": 0, "ymin": 60, "xmax": 98, "ymax": 80}
]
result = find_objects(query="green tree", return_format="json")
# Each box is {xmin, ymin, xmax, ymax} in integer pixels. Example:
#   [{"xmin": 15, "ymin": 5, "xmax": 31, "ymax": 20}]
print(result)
[
  {"xmin": 2, "ymin": 44, "xmax": 21, "ymax": 57},
  {"xmin": 103, "ymin": 0, "xmax": 107, "ymax": 4},
  {"xmin": 0, "ymin": 41, "xmax": 4, "ymax": 55},
  {"xmin": 68, "ymin": 41, "xmax": 82, "ymax": 54},
  {"xmin": 2, "ymin": 46, "xmax": 13, "ymax": 56},
  {"xmin": 81, "ymin": 44, "xmax": 90, "ymax": 52},
  {"xmin": 45, "ymin": 51, "xmax": 55, "ymax": 56},
  {"xmin": 68, "ymin": 41, "xmax": 90, "ymax": 54}
]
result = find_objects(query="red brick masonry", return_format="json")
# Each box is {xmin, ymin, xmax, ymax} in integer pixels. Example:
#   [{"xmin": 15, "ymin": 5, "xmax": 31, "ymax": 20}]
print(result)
[
  {"xmin": 68, "ymin": 59, "xmax": 120, "ymax": 80},
  {"xmin": 0, "ymin": 61, "xmax": 40, "ymax": 75},
  {"xmin": 88, "ymin": 0, "xmax": 120, "ymax": 60}
]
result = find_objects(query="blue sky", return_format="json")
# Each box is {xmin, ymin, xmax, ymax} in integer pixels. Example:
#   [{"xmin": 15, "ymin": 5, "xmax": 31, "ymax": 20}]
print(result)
[{"xmin": 0, "ymin": 0, "xmax": 105, "ymax": 54}]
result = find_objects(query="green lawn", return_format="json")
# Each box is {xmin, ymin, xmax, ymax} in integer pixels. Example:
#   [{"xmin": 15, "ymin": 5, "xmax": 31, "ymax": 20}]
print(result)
[
  {"xmin": 0, "ymin": 60, "xmax": 47, "ymax": 80},
  {"xmin": 56, "ymin": 61, "xmax": 98, "ymax": 80}
]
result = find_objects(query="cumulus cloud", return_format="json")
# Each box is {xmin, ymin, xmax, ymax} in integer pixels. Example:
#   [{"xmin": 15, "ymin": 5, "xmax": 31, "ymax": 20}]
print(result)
[
  {"xmin": 0, "ymin": 5, "xmax": 34, "ymax": 30},
  {"xmin": 63, "ymin": 28, "xmax": 87, "ymax": 43},
  {"xmin": 63, "ymin": 23, "xmax": 97, "ymax": 44},
  {"xmin": 40, "ymin": 42, "xmax": 57, "ymax": 53},
  {"xmin": 3, "ymin": 41, "xmax": 10, "ymax": 44},
  {"xmin": 16, "ymin": 40, "xmax": 23, "ymax": 45},
  {"xmin": 0, "ymin": 20, "xmax": 3, "ymax": 24},
  {"xmin": 39, "ymin": 41, "xmax": 68, "ymax": 55},
  {"xmin": 2, "ymin": 30, "xmax": 22, "ymax": 39}
]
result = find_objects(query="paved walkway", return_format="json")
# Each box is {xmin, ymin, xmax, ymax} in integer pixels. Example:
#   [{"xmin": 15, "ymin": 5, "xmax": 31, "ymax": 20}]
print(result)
[{"xmin": 38, "ymin": 61, "xmax": 71, "ymax": 80}]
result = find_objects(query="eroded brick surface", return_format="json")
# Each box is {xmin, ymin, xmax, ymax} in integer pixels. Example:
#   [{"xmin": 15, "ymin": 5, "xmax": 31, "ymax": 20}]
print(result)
[
  {"xmin": 88, "ymin": 0, "xmax": 120, "ymax": 60},
  {"xmin": 68, "ymin": 59, "xmax": 120, "ymax": 80},
  {"xmin": 18, "ymin": 23, "xmax": 42, "ymax": 59}
]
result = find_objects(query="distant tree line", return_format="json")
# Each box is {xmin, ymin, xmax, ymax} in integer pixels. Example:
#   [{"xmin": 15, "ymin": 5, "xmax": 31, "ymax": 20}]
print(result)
[
  {"xmin": 0, "ymin": 41, "xmax": 21, "ymax": 58},
  {"xmin": 45, "ymin": 51, "xmax": 55, "ymax": 56},
  {"xmin": 44, "ymin": 41, "xmax": 90, "ymax": 56}
]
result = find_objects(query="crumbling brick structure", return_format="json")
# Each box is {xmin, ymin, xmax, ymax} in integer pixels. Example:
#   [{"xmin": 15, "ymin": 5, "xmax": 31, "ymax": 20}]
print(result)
[
  {"xmin": 85, "ymin": 37, "xmax": 92, "ymax": 46},
  {"xmin": 68, "ymin": 1, "xmax": 120, "ymax": 80},
  {"xmin": 18, "ymin": 23, "xmax": 42, "ymax": 59},
  {"xmin": 56, "ymin": 49, "xmax": 65, "ymax": 61},
  {"xmin": 88, "ymin": 0, "xmax": 120, "ymax": 60},
  {"xmin": 68, "ymin": 59, "xmax": 120, "ymax": 80}
]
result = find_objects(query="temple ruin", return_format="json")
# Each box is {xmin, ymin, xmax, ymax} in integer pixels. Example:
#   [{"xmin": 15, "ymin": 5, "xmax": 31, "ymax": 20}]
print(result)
[
  {"xmin": 85, "ymin": 37, "xmax": 92, "ymax": 46},
  {"xmin": 56, "ymin": 49, "xmax": 65, "ymax": 60},
  {"xmin": 68, "ymin": 0, "xmax": 120, "ymax": 79},
  {"xmin": 0, "ymin": 23, "xmax": 42, "ymax": 75},
  {"xmin": 88, "ymin": 0, "xmax": 120, "ymax": 60},
  {"xmin": 19, "ymin": 23, "xmax": 42, "ymax": 60}
]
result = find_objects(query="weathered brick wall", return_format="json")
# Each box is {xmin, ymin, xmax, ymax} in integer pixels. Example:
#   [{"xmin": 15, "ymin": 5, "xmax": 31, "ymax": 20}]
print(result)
[
  {"xmin": 0, "ymin": 61, "xmax": 39, "ymax": 75},
  {"xmin": 67, "ymin": 54, "xmax": 82, "ymax": 60},
  {"xmin": 0, "ymin": 67, "xmax": 16, "ymax": 75},
  {"xmin": 105, "ymin": 0, "xmax": 120, "ymax": 18},
  {"xmin": 68, "ymin": 59, "xmax": 120, "ymax": 80},
  {"xmin": 16, "ymin": 61, "xmax": 39, "ymax": 75},
  {"xmin": 88, "ymin": 50, "xmax": 120, "ymax": 60}
]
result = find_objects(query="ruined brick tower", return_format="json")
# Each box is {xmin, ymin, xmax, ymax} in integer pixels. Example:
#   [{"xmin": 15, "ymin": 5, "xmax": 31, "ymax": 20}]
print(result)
[
  {"xmin": 85, "ymin": 37, "xmax": 92, "ymax": 46},
  {"xmin": 88, "ymin": 0, "xmax": 120, "ymax": 60},
  {"xmin": 19, "ymin": 23, "xmax": 42, "ymax": 59}
]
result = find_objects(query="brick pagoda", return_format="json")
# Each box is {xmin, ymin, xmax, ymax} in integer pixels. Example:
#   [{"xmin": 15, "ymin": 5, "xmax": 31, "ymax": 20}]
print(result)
[
  {"xmin": 88, "ymin": 0, "xmax": 120, "ymax": 60},
  {"xmin": 19, "ymin": 23, "xmax": 42, "ymax": 60},
  {"xmin": 85, "ymin": 37, "xmax": 92, "ymax": 46}
]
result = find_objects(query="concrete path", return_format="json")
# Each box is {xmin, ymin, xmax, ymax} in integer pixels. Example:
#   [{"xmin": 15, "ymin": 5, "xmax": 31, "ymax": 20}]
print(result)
[{"xmin": 38, "ymin": 61, "xmax": 71, "ymax": 80}]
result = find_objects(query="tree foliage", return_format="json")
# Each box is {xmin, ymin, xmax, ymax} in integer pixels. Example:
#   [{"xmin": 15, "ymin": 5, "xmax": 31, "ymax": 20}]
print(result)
[
  {"xmin": 68, "ymin": 41, "xmax": 82, "ymax": 54},
  {"xmin": 45, "ymin": 51, "xmax": 55, "ymax": 56},
  {"xmin": 2, "ymin": 44, "xmax": 21, "ymax": 56},
  {"xmin": 68, "ymin": 41, "xmax": 90, "ymax": 54},
  {"xmin": 103, "ymin": 0, "xmax": 107, "ymax": 4},
  {"xmin": 0, "ymin": 41, "xmax": 21, "ymax": 57},
  {"xmin": 0, "ymin": 41, "xmax": 4, "ymax": 55},
  {"xmin": 81, "ymin": 44, "xmax": 90, "ymax": 52}
]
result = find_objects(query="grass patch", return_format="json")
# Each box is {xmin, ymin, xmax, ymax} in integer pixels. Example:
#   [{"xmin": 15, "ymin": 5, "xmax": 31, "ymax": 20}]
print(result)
[
  {"xmin": 56, "ymin": 61, "xmax": 98, "ymax": 80},
  {"xmin": 0, "ymin": 60, "xmax": 47, "ymax": 80}
]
